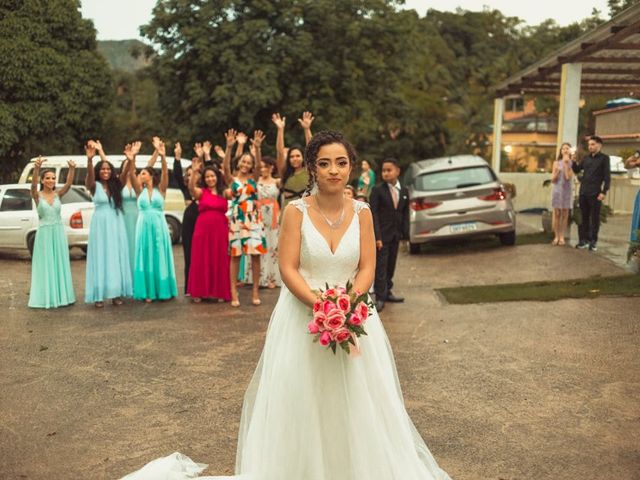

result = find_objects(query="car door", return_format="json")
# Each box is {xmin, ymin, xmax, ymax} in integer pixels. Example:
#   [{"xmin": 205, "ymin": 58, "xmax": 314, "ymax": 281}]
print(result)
[{"xmin": 0, "ymin": 187, "xmax": 37, "ymax": 248}]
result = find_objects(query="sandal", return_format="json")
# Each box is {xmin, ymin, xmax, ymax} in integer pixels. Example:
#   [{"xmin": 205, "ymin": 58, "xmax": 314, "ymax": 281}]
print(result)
[
  {"xmin": 95, "ymin": 301, "xmax": 104, "ymax": 308},
  {"xmin": 551, "ymin": 239, "xmax": 559, "ymax": 245},
  {"xmin": 144, "ymin": 298, "xmax": 152, "ymax": 303},
  {"xmin": 231, "ymin": 299, "xmax": 240, "ymax": 308},
  {"xmin": 558, "ymin": 239, "xmax": 566, "ymax": 246},
  {"xmin": 192, "ymin": 297, "xmax": 202, "ymax": 303},
  {"xmin": 252, "ymin": 297, "xmax": 262, "ymax": 306},
  {"xmin": 112, "ymin": 298, "xmax": 123, "ymax": 306}
]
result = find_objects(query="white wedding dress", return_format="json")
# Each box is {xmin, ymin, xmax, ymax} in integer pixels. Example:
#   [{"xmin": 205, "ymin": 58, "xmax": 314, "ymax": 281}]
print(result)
[{"xmin": 122, "ymin": 199, "xmax": 451, "ymax": 480}]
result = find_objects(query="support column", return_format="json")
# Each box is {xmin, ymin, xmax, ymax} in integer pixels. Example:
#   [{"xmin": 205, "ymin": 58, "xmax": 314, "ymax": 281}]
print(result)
[
  {"xmin": 491, "ymin": 97, "xmax": 504, "ymax": 172},
  {"xmin": 556, "ymin": 63, "xmax": 582, "ymax": 153}
]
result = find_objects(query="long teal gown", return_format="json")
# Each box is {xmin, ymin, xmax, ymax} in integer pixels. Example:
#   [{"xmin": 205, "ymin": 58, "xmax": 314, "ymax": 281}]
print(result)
[
  {"xmin": 133, "ymin": 188, "xmax": 178, "ymax": 300},
  {"xmin": 28, "ymin": 195, "xmax": 76, "ymax": 308},
  {"xmin": 122, "ymin": 185, "xmax": 138, "ymax": 276},
  {"xmin": 85, "ymin": 186, "xmax": 133, "ymax": 303}
]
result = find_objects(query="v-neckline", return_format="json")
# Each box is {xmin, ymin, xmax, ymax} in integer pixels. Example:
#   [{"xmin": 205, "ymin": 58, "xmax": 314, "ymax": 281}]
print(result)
[
  {"xmin": 303, "ymin": 199, "xmax": 356, "ymax": 256},
  {"xmin": 40, "ymin": 194, "xmax": 56, "ymax": 207}
]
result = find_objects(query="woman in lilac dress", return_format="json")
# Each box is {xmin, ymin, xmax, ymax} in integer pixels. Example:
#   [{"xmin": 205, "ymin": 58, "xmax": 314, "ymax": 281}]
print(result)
[{"xmin": 551, "ymin": 143, "xmax": 574, "ymax": 246}]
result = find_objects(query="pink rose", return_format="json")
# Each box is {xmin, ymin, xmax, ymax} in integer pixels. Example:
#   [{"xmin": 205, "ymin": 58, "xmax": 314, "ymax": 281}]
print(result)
[
  {"xmin": 313, "ymin": 300, "xmax": 322, "ymax": 313},
  {"xmin": 313, "ymin": 311, "xmax": 327, "ymax": 329},
  {"xmin": 325, "ymin": 308, "xmax": 346, "ymax": 330},
  {"xmin": 333, "ymin": 328, "xmax": 351, "ymax": 344},
  {"xmin": 337, "ymin": 294, "xmax": 351, "ymax": 313},
  {"xmin": 322, "ymin": 300, "xmax": 333, "ymax": 315},
  {"xmin": 324, "ymin": 288, "xmax": 338, "ymax": 299},
  {"xmin": 348, "ymin": 312, "xmax": 363, "ymax": 326},
  {"xmin": 356, "ymin": 302, "xmax": 369, "ymax": 321},
  {"xmin": 337, "ymin": 286, "xmax": 347, "ymax": 295},
  {"xmin": 319, "ymin": 331, "xmax": 332, "ymax": 346},
  {"xmin": 308, "ymin": 321, "xmax": 320, "ymax": 334}
]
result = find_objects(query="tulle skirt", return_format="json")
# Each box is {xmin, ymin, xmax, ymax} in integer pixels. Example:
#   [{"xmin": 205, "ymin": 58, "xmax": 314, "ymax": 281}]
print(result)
[{"xmin": 121, "ymin": 286, "xmax": 451, "ymax": 480}]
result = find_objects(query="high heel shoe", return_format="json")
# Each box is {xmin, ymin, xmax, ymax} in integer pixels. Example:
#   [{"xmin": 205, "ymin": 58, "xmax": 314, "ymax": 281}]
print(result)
[
  {"xmin": 252, "ymin": 297, "xmax": 261, "ymax": 306},
  {"xmin": 231, "ymin": 299, "xmax": 240, "ymax": 307}
]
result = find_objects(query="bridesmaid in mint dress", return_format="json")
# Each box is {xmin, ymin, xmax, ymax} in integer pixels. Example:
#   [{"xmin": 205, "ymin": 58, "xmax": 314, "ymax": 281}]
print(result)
[
  {"xmin": 84, "ymin": 141, "xmax": 133, "ymax": 307},
  {"xmin": 28, "ymin": 157, "xmax": 76, "ymax": 308},
  {"xmin": 128, "ymin": 139, "xmax": 178, "ymax": 302},
  {"xmin": 120, "ymin": 141, "xmax": 159, "ymax": 276}
]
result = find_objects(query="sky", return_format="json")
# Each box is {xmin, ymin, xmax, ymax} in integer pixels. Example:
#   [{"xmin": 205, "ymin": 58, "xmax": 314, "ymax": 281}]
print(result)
[{"xmin": 80, "ymin": 0, "xmax": 612, "ymax": 41}]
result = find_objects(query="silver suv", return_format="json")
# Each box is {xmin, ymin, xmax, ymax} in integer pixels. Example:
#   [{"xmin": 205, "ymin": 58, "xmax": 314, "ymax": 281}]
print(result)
[{"xmin": 404, "ymin": 155, "xmax": 516, "ymax": 254}]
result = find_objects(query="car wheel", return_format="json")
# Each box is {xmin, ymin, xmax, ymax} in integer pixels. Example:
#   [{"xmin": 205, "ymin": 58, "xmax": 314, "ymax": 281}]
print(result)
[
  {"xmin": 409, "ymin": 242, "xmax": 421, "ymax": 255},
  {"xmin": 27, "ymin": 233, "xmax": 36, "ymax": 258},
  {"xmin": 165, "ymin": 216, "xmax": 181, "ymax": 245},
  {"xmin": 499, "ymin": 230, "xmax": 516, "ymax": 246}
]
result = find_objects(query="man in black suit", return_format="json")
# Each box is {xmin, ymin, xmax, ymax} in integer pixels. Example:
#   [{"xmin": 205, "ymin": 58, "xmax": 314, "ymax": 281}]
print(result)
[{"xmin": 369, "ymin": 158, "xmax": 410, "ymax": 312}]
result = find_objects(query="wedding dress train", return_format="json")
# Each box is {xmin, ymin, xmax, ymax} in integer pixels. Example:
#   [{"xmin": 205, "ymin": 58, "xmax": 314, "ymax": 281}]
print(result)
[{"xmin": 122, "ymin": 199, "xmax": 451, "ymax": 480}]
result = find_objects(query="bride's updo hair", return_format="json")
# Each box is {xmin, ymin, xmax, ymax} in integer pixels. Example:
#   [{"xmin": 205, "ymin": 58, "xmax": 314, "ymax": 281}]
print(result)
[{"xmin": 303, "ymin": 130, "xmax": 357, "ymax": 195}]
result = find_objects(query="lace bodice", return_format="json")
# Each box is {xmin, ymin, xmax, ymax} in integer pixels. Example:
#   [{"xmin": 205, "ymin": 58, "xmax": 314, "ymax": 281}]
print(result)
[
  {"xmin": 36, "ymin": 195, "xmax": 62, "ymax": 226},
  {"xmin": 291, "ymin": 198, "xmax": 369, "ymax": 289}
]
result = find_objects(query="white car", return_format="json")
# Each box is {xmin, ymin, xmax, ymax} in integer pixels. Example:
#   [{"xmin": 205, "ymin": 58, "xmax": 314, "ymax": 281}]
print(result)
[
  {"xmin": 0, "ymin": 184, "xmax": 94, "ymax": 257},
  {"xmin": 18, "ymin": 155, "xmax": 191, "ymax": 243}
]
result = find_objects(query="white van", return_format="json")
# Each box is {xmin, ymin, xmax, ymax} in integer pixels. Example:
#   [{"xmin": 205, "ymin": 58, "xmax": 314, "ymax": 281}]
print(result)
[{"xmin": 19, "ymin": 155, "xmax": 192, "ymax": 244}]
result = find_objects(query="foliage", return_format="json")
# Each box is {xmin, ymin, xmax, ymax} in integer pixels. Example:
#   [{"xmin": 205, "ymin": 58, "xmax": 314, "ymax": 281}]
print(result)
[
  {"xmin": 0, "ymin": 0, "xmax": 113, "ymax": 181},
  {"xmin": 608, "ymin": 0, "xmax": 640, "ymax": 16},
  {"xmin": 97, "ymin": 40, "xmax": 152, "ymax": 73}
]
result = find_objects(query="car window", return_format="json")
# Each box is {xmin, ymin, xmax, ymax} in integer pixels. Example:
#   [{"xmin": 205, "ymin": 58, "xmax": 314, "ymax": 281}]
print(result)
[
  {"xmin": 0, "ymin": 189, "xmax": 33, "ymax": 211},
  {"xmin": 415, "ymin": 166, "xmax": 496, "ymax": 191},
  {"xmin": 60, "ymin": 167, "xmax": 88, "ymax": 185},
  {"xmin": 59, "ymin": 187, "xmax": 91, "ymax": 204}
]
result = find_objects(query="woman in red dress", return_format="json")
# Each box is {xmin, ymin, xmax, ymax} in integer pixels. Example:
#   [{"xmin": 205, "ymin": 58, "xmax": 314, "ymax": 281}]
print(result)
[{"xmin": 186, "ymin": 158, "xmax": 232, "ymax": 302}]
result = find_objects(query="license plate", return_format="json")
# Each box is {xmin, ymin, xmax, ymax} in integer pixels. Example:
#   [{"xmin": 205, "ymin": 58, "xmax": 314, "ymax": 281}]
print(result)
[{"xmin": 451, "ymin": 222, "xmax": 477, "ymax": 233}]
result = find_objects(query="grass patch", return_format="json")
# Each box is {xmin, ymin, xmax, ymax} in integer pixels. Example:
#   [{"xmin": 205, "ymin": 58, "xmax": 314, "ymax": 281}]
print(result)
[
  {"xmin": 420, "ymin": 231, "xmax": 551, "ymax": 255},
  {"xmin": 437, "ymin": 274, "xmax": 640, "ymax": 304}
]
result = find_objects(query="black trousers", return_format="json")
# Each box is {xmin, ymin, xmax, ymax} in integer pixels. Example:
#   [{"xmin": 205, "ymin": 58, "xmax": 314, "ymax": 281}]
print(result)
[
  {"xmin": 578, "ymin": 194, "xmax": 602, "ymax": 245},
  {"xmin": 374, "ymin": 238, "xmax": 399, "ymax": 302},
  {"xmin": 181, "ymin": 202, "xmax": 199, "ymax": 293}
]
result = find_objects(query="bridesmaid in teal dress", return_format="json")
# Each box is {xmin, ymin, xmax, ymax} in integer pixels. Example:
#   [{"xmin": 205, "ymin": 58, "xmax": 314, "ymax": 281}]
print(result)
[
  {"xmin": 128, "ymin": 139, "xmax": 178, "ymax": 302},
  {"xmin": 120, "ymin": 141, "xmax": 159, "ymax": 276},
  {"xmin": 28, "ymin": 157, "xmax": 76, "ymax": 308},
  {"xmin": 84, "ymin": 141, "xmax": 133, "ymax": 307}
]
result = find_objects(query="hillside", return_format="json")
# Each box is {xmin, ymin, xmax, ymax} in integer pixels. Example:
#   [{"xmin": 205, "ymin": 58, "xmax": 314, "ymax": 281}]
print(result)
[{"xmin": 97, "ymin": 40, "xmax": 152, "ymax": 72}]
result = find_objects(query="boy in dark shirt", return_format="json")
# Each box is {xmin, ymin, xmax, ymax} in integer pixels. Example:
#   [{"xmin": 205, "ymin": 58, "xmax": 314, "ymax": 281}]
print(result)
[{"xmin": 572, "ymin": 135, "xmax": 611, "ymax": 251}]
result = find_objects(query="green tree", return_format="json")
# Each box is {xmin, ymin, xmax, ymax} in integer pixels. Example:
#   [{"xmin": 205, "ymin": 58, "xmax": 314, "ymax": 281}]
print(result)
[
  {"xmin": 0, "ymin": 0, "xmax": 112, "ymax": 181},
  {"xmin": 608, "ymin": 0, "xmax": 640, "ymax": 16},
  {"xmin": 141, "ymin": 0, "xmax": 448, "ymax": 167}
]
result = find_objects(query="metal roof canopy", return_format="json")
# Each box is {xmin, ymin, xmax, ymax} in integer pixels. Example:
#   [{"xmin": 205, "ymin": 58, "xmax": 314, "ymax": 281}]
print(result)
[{"xmin": 495, "ymin": 3, "xmax": 640, "ymax": 97}]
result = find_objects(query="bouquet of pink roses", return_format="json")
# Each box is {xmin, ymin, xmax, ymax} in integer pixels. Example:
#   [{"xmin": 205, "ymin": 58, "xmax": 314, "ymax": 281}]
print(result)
[{"xmin": 308, "ymin": 281, "xmax": 373, "ymax": 355}]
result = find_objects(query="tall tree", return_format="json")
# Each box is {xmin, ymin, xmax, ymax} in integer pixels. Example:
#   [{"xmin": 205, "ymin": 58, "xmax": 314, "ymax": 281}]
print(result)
[
  {"xmin": 141, "ymin": 0, "xmax": 448, "ymax": 166},
  {"xmin": 0, "ymin": 0, "xmax": 112, "ymax": 181}
]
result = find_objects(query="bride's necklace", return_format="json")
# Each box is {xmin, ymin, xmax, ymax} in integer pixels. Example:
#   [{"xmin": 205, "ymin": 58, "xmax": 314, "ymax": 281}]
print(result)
[{"xmin": 315, "ymin": 197, "xmax": 345, "ymax": 230}]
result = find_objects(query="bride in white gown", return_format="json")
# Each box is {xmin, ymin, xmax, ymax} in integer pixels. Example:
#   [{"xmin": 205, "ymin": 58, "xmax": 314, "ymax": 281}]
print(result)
[{"xmin": 122, "ymin": 131, "xmax": 451, "ymax": 480}]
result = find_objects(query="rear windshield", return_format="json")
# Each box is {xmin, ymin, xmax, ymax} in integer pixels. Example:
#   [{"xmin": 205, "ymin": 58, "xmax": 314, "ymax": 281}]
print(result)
[
  {"xmin": 415, "ymin": 166, "xmax": 496, "ymax": 191},
  {"xmin": 60, "ymin": 187, "xmax": 91, "ymax": 204},
  {"xmin": 59, "ymin": 167, "xmax": 88, "ymax": 185}
]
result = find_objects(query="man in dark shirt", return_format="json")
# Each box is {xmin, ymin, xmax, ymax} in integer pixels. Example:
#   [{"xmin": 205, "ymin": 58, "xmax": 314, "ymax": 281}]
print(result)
[{"xmin": 572, "ymin": 135, "xmax": 611, "ymax": 251}]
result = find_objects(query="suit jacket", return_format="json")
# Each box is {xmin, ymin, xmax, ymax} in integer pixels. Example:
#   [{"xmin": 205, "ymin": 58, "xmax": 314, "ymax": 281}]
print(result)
[{"xmin": 369, "ymin": 182, "xmax": 410, "ymax": 243}]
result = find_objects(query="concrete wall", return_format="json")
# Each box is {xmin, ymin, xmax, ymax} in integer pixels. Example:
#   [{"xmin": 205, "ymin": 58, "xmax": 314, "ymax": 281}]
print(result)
[
  {"xmin": 595, "ymin": 106, "xmax": 640, "ymax": 136},
  {"xmin": 499, "ymin": 172, "xmax": 639, "ymax": 214}
]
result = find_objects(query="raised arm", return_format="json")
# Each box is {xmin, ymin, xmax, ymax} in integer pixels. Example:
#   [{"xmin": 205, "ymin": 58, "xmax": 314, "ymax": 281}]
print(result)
[
  {"xmin": 57, "ymin": 160, "xmax": 76, "ymax": 197},
  {"xmin": 298, "ymin": 111, "xmax": 314, "ymax": 146},
  {"xmin": 127, "ymin": 145, "xmax": 143, "ymax": 195},
  {"xmin": 84, "ymin": 141, "xmax": 97, "ymax": 193},
  {"xmin": 272, "ymin": 113, "xmax": 286, "ymax": 177},
  {"xmin": 30, "ymin": 156, "xmax": 43, "ymax": 202},
  {"xmin": 94, "ymin": 140, "xmax": 108, "ymax": 164},
  {"xmin": 278, "ymin": 204, "xmax": 317, "ymax": 307},
  {"xmin": 188, "ymin": 156, "xmax": 203, "ymax": 201},
  {"xmin": 158, "ymin": 141, "xmax": 169, "ymax": 195},
  {"xmin": 251, "ymin": 130, "xmax": 265, "ymax": 182},
  {"xmin": 624, "ymin": 152, "xmax": 640, "ymax": 169},
  {"xmin": 203, "ymin": 140, "xmax": 214, "ymax": 165},
  {"xmin": 235, "ymin": 132, "xmax": 247, "ymax": 159},
  {"xmin": 222, "ymin": 129, "xmax": 237, "ymax": 185}
]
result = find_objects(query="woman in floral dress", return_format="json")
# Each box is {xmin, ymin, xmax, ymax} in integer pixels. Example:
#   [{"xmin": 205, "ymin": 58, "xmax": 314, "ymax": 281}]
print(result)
[{"xmin": 222, "ymin": 129, "xmax": 267, "ymax": 307}]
